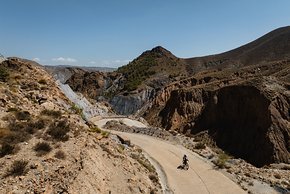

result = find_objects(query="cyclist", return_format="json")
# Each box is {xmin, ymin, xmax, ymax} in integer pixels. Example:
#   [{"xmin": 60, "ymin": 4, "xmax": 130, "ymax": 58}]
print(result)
[{"xmin": 183, "ymin": 154, "xmax": 189, "ymax": 166}]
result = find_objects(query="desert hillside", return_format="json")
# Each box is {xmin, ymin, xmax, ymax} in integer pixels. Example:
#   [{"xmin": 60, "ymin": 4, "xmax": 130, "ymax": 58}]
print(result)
[
  {"xmin": 62, "ymin": 26, "xmax": 290, "ymax": 169},
  {"xmin": 0, "ymin": 58, "xmax": 161, "ymax": 193},
  {"xmin": 186, "ymin": 26, "xmax": 290, "ymax": 72}
]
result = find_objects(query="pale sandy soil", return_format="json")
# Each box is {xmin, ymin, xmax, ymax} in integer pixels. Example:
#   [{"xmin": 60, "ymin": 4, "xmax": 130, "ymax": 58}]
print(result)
[{"xmin": 94, "ymin": 118, "xmax": 246, "ymax": 194}]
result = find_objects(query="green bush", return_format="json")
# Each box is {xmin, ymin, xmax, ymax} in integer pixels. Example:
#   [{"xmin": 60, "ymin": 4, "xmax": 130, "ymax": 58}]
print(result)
[
  {"xmin": 70, "ymin": 104, "xmax": 82, "ymax": 115},
  {"xmin": 90, "ymin": 126, "xmax": 102, "ymax": 133},
  {"xmin": 214, "ymin": 153, "xmax": 230, "ymax": 169},
  {"xmin": 34, "ymin": 141, "xmax": 52, "ymax": 156},
  {"xmin": 101, "ymin": 130, "xmax": 110, "ymax": 138},
  {"xmin": 47, "ymin": 120, "xmax": 70, "ymax": 141},
  {"xmin": 5, "ymin": 160, "xmax": 28, "ymax": 177},
  {"xmin": 117, "ymin": 55, "xmax": 157, "ymax": 91}
]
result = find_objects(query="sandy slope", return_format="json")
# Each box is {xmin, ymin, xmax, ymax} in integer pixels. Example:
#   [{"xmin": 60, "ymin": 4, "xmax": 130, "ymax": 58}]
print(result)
[{"xmin": 94, "ymin": 118, "xmax": 245, "ymax": 194}]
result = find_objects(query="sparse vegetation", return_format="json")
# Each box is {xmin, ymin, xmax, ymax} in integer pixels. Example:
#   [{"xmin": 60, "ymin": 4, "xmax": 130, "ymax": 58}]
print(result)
[
  {"xmin": 8, "ymin": 116, "xmax": 45, "ymax": 135},
  {"xmin": 117, "ymin": 55, "xmax": 157, "ymax": 91},
  {"xmin": 214, "ymin": 152, "xmax": 230, "ymax": 169},
  {"xmin": 131, "ymin": 153, "xmax": 155, "ymax": 173},
  {"xmin": 0, "ymin": 66, "xmax": 9, "ymax": 82},
  {"xmin": 5, "ymin": 160, "xmax": 28, "ymax": 177},
  {"xmin": 194, "ymin": 142, "xmax": 206, "ymax": 149},
  {"xmin": 41, "ymin": 109, "xmax": 62, "ymax": 118},
  {"xmin": 47, "ymin": 120, "xmax": 70, "ymax": 141},
  {"xmin": 274, "ymin": 173, "xmax": 281, "ymax": 179},
  {"xmin": 15, "ymin": 110, "xmax": 31, "ymax": 121},
  {"xmin": 25, "ymin": 119, "xmax": 46, "ymax": 134},
  {"xmin": 38, "ymin": 79, "xmax": 47, "ymax": 85},
  {"xmin": 100, "ymin": 144, "xmax": 114, "ymax": 156},
  {"xmin": 3, "ymin": 129, "xmax": 30, "ymax": 144},
  {"xmin": 148, "ymin": 174, "xmax": 159, "ymax": 184},
  {"xmin": 7, "ymin": 107, "xmax": 18, "ymax": 112},
  {"xmin": 70, "ymin": 103, "xmax": 83, "ymax": 115},
  {"xmin": 0, "ymin": 143, "xmax": 14, "ymax": 157},
  {"xmin": 54, "ymin": 150, "xmax": 66, "ymax": 159},
  {"xmin": 34, "ymin": 141, "xmax": 52, "ymax": 156},
  {"xmin": 101, "ymin": 130, "xmax": 110, "ymax": 138},
  {"xmin": 90, "ymin": 126, "xmax": 102, "ymax": 133}
]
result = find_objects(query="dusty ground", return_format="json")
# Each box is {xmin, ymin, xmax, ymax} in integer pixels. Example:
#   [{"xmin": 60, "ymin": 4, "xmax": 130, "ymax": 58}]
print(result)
[
  {"xmin": 0, "ymin": 58, "xmax": 161, "ymax": 194},
  {"xmin": 94, "ymin": 117, "xmax": 289, "ymax": 194},
  {"xmin": 94, "ymin": 118, "xmax": 245, "ymax": 194}
]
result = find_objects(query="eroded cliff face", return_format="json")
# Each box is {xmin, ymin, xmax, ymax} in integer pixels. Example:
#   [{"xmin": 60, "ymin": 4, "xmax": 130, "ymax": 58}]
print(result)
[
  {"xmin": 110, "ymin": 88, "xmax": 155, "ymax": 115},
  {"xmin": 147, "ymin": 77, "xmax": 290, "ymax": 167},
  {"xmin": 65, "ymin": 69, "xmax": 121, "ymax": 100}
]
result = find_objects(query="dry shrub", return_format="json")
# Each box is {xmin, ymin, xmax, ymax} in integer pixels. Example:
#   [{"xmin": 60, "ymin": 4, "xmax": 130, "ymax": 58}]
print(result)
[
  {"xmin": 41, "ymin": 109, "xmax": 62, "ymax": 118},
  {"xmin": 0, "ymin": 143, "xmax": 14, "ymax": 157},
  {"xmin": 148, "ymin": 174, "xmax": 159, "ymax": 184},
  {"xmin": 34, "ymin": 141, "xmax": 52, "ymax": 156},
  {"xmin": 47, "ymin": 120, "xmax": 70, "ymax": 141},
  {"xmin": 38, "ymin": 79, "xmax": 47, "ymax": 85},
  {"xmin": 214, "ymin": 152, "xmax": 230, "ymax": 169},
  {"xmin": 194, "ymin": 142, "xmax": 206, "ymax": 149},
  {"xmin": 0, "ymin": 66, "xmax": 9, "ymax": 82},
  {"xmin": 15, "ymin": 111, "xmax": 31, "ymax": 121},
  {"xmin": 90, "ymin": 126, "xmax": 102, "ymax": 133},
  {"xmin": 5, "ymin": 160, "xmax": 28, "ymax": 177},
  {"xmin": 101, "ymin": 130, "xmax": 110, "ymax": 138},
  {"xmin": 2, "ymin": 131, "xmax": 30, "ymax": 145},
  {"xmin": 54, "ymin": 150, "xmax": 66, "ymax": 159},
  {"xmin": 274, "ymin": 173, "xmax": 281, "ymax": 179}
]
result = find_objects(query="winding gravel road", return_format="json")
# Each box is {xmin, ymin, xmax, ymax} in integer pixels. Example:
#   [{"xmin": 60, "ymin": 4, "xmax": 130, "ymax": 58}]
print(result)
[{"xmin": 93, "ymin": 118, "xmax": 245, "ymax": 194}]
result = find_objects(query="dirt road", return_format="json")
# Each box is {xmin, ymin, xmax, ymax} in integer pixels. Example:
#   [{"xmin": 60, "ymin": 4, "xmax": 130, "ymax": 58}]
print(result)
[{"xmin": 94, "ymin": 118, "xmax": 245, "ymax": 194}]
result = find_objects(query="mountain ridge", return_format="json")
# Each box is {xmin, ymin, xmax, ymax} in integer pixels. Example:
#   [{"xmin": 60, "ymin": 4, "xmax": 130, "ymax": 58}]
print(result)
[{"xmin": 116, "ymin": 26, "xmax": 290, "ymax": 91}]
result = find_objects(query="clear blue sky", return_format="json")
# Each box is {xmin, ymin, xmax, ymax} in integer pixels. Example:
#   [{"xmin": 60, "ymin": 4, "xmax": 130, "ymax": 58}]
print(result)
[{"xmin": 1, "ymin": 0, "xmax": 290, "ymax": 67}]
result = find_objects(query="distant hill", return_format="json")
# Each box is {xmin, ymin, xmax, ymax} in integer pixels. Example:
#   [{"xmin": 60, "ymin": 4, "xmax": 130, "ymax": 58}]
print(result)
[
  {"xmin": 186, "ymin": 26, "xmax": 290, "ymax": 72},
  {"xmin": 117, "ymin": 26, "xmax": 290, "ymax": 91},
  {"xmin": 45, "ymin": 65, "xmax": 116, "ymax": 83},
  {"xmin": 117, "ymin": 46, "xmax": 188, "ymax": 91}
]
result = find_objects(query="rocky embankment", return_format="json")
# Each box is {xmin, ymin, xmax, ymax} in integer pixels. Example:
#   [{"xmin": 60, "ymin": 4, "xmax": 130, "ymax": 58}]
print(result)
[
  {"xmin": 144, "ymin": 62, "xmax": 290, "ymax": 168},
  {"xmin": 102, "ymin": 119, "xmax": 290, "ymax": 193},
  {"xmin": 0, "ymin": 58, "xmax": 161, "ymax": 193},
  {"xmin": 57, "ymin": 27, "xmax": 290, "ymax": 171}
]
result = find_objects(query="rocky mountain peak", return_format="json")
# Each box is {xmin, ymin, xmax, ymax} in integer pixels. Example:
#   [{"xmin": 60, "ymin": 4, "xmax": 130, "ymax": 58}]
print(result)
[{"xmin": 140, "ymin": 46, "xmax": 176, "ymax": 59}]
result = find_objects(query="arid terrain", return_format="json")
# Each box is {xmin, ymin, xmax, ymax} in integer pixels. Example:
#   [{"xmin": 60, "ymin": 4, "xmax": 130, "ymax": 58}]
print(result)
[
  {"xmin": 62, "ymin": 27, "xmax": 289, "ymax": 193},
  {"xmin": 0, "ymin": 58, "xmax": 161, "ymax": 193},
  {"xmin": 0, "ymin": 26, "xmax": 289, "ymax": 194}
]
